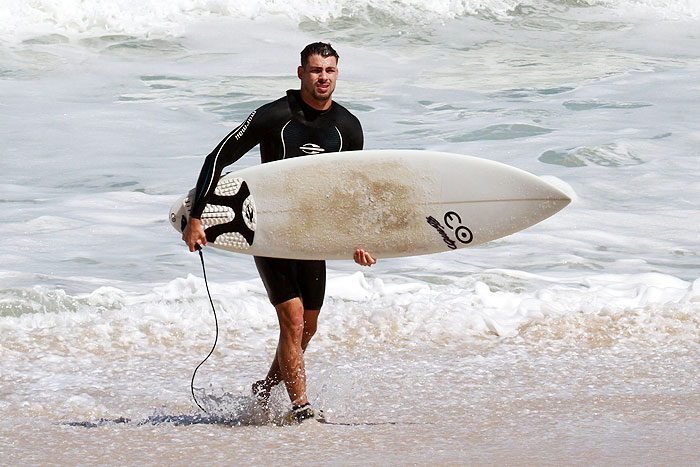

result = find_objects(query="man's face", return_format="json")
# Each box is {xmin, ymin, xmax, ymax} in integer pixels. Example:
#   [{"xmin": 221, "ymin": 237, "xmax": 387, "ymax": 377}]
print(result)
[{"xmin": 298, "ymin": 54, "xmax": 338, "ymax": 110}]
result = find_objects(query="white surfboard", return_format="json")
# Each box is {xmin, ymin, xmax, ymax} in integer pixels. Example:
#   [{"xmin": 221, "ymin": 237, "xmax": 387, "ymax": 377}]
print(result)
[{"xmin": 169, "ymin": 150, "xmax": 570, "ymax": 259}]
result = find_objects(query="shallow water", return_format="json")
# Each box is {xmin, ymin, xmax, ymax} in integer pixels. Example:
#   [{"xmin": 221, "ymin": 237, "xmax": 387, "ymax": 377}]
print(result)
[
  {"xmin": 2, "ymin": 0, "xmax": 700, "ymax": 464},
  {"xmin": 4, "ymin": 342, "xmax": 700, "ymax": 464}
]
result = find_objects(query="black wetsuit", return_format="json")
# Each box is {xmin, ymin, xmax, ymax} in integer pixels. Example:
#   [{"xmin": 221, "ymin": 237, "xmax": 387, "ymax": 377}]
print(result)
[{"xmin": 190, "ymin": 89, "xmax": 364, "ymax": 309}]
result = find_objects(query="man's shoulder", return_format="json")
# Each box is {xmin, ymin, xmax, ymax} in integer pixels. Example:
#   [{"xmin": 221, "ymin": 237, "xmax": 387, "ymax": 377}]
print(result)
[
  {"xmin": 257, "ymin": 94, "xmax": 291, "ymax": 116},
  {"xmin": 331, "ymin": 101, "xmax": 362, "ymax": 127},
  {"xmin": 332, "ymin": 100, "xmax": 357, "ymax": 117},
  {"xmin": 249, "ymin": 94, "xmax": 293, "ymax": 128}
]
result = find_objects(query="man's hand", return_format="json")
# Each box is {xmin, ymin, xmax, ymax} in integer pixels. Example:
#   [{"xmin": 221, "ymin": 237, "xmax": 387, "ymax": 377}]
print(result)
[
  {"xmin": 182, "ymin": 217, "xmax": 207, "ymax": 252},
  {"xmin": 353, "ymin": 248, "xmax": 376, "ymax": 267}
]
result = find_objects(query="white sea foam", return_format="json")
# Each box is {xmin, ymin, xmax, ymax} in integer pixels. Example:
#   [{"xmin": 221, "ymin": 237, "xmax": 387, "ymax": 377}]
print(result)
[
  {"xmin": 2, "ymin": 271, "xmax": 697, "ymax": 351},
  {"xmin": 2, "ymin": 0, "xmax": 698, "ymax": 42}
]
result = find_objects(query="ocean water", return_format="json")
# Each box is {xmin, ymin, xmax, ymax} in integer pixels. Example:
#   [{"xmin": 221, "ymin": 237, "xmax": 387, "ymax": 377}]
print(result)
[{"xmin": 2, "ymin": 0, "xmax": 700, "ymax": 464}]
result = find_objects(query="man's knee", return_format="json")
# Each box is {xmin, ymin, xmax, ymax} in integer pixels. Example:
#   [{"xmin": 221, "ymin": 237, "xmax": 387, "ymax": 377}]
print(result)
[{"xmin": 276, "ymin": 299, "xmax": 305, "ymax": 337}]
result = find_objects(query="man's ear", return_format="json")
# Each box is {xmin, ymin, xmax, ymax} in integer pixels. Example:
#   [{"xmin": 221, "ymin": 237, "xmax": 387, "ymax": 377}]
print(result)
[{"xmin": 297, "ymin": 66, "xmax": 303, "ymax": 79}]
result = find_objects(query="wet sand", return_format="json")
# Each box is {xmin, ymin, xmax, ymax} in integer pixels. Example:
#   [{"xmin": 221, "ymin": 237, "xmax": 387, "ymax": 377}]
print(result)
[{"xmin": 3, "ymin": 340, "xmax": 699, "ymax": 466}]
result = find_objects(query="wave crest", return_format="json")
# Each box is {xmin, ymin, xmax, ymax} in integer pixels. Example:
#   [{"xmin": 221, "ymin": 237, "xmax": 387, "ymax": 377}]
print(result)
[{"xmin": 3, "ymin": 0, "xmax": 697, "ymax": 42}]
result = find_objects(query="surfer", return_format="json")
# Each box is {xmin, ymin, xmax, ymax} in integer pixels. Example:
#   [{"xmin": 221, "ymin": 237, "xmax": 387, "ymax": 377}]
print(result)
[{"xmin": 182, "ymin": 42, "xmax": 376, "ymax": 423}]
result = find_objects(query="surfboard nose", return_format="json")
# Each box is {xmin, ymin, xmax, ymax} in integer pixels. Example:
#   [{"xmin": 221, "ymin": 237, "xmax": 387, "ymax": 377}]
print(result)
[{"xmin": 539, "ymin": 178, "xmax": 573, "ymax": 215}]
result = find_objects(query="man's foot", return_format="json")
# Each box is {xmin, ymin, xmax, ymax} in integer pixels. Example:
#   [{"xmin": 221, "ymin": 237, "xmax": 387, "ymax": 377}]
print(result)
[
  {"xmin": 252, "ymin": 380, "xmax": 271, "ymax": 410},
  {"xmin": 282, "ymin": 402, "xmax": 315, "ymax": 425}
]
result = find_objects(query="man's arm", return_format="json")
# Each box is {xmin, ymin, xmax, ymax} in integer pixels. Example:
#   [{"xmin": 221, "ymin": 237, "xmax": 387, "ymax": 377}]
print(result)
[
  {"xmin": 189, "ymin": 111, "xmax": 262, "ymax": 219},
  {"xmin": 184, "ymin": 105, "xmax": 278, "ymax": 251},
  {"xmin": 345, "ymin": 114, "xmax": 364, "ymax": 151}
]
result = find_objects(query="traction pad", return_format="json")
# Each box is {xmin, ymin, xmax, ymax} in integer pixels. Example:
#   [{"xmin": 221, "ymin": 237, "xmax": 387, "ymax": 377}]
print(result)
[{"xmin": 188, "ymin": 177, "xmax": 257, "ymax": 250}]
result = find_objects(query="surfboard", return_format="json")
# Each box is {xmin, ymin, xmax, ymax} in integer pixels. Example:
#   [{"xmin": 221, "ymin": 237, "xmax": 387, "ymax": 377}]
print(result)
[{"xmin": 169, "ymin": 150, "xmax": 570, "ymax": 259}]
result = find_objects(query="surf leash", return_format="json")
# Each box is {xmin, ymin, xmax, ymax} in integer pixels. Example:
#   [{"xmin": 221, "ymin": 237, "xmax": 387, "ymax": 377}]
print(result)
[{"xmin": 191, "ymin": 244, "xmax": 219, "ymax": 413}]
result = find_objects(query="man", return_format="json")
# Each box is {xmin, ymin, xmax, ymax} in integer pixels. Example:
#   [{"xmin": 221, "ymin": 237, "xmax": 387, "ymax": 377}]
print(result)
[{"xmin": 182, "ymin": 42, "xmax": 376, "ymax": 423}]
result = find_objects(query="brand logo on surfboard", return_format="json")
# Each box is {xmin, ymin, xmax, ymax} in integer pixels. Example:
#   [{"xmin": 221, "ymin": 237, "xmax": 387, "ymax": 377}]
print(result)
[
  {"xmin": 300, "ymin": 143, "xmax": 325, "ymax": 155},
  {"xmin": 427, "ymin": 211, "xmax": 473, "ymax": 249}
]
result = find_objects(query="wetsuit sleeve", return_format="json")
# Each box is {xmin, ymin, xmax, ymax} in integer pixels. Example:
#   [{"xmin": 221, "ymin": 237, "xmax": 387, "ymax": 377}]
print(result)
[
  {"xmin": 344, "ymin": 113, "xmax": 364, "ymax": 151},
  {"xmin": 349, "ymin": 119, "xmax": 364, "ymax": 150},
  {"xmin": 189, "ymin": 110, "xmax": 265, "ymax": 219}
]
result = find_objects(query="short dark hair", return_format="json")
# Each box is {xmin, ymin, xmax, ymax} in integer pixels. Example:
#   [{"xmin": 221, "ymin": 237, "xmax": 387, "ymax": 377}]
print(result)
[{"xmin": 300, "ymin": 42, "xmax": 339, "ymax": 67}]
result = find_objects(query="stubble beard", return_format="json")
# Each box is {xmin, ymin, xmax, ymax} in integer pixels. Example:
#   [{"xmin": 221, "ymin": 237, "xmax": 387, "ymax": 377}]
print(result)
[{"xmin": 310, "ymin": 81, "xmax": 334, "ymax": 104}]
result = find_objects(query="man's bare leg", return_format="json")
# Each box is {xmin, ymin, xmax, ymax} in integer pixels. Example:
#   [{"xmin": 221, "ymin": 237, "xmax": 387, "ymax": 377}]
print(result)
[{"xmin": 253, "ymin": 298, "xmax": 319, "ymax": 407}]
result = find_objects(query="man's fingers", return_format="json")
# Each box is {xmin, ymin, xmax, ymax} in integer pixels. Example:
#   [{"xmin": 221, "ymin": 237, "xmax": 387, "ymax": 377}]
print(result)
[
  {"xmin": 183, "ymin": 224, "xmax": 206, "ymax": 253},
  {"xmin": 354, "ymin": 248, "xmax": 376, "ymax": 266}
]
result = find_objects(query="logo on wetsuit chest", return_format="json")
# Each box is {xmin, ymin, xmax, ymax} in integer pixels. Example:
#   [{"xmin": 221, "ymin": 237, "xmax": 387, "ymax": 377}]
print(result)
[{"xmin": 299, "ymin": 143, "xmax": 325, "ymax": 155}]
